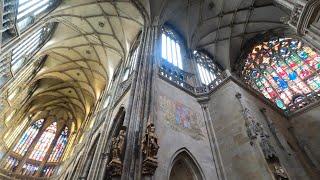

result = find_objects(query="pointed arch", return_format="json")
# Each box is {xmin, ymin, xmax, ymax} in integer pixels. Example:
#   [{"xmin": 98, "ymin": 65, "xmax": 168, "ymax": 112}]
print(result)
[
  {"xmin": 168, "ymin": 148, "xmax": 205, "ymax": 180},
  {"xmin": 29, "ymin": 121, "xmax": 57, "ymax": 161},
  {"xmin": 13, "ymin": 119, "xmax": 44, "ymax": 156}
]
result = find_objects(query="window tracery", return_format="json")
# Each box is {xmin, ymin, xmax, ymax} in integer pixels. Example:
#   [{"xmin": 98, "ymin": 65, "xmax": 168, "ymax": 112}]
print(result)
[
  {"xmin": 0, "ymin": 22, "xmax": 56, "ymax": 88},
  {"xmin": 3, "ymin": 156, "xmax": 19, "ymax": 171},
  {"xmin": 21, "ymin": 163, "xmax": 39, "ymax": 176},
  {"xmin": 193, "ymin": 51, "xmax": 224, "ymax": 86},
  {"xmin": 41, "ymin": 166, "xmax": 55, "ymax": 177},
  {"xmin": 1, "ymin": 0, "xmax": 58, "ymax": 44},
  {"xmin": 3, "ymin": 119, "xmax": 73, "ymax": 177},
  {"xmin": 48, "ymin": 126, "xmax": 68, "ymax": 162},
  {"xmin": 29, "ymin": 122, "xmax": 57, "ymax": 161},
  {"xmin": 13, "ymin": 119, "xmax": 44, "ymax": 156},
  {"xmin": 241, "ymin": 37, "xmax": 320, "ymax": 112},
  {"xmin": 4, "ymin": 116, "xmax": 29, "ymax": 148},
  {"xmin": 161, "ymin": 28, "xmax": 183, "ymax": 69}
]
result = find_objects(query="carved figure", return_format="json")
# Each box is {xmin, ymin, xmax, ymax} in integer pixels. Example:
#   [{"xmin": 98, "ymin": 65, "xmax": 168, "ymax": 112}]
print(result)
[
  {"xmin": 142, "ymin": 123, "xmax": 159, "ymax": 160},
  {"xmin": 142, "ymin": 122, "xmax": 159, "ymax": 175},
  {"xmin": 108, "ymin": 126, "xmax": 127, "ymax": 176},
  {"xmin": 274, "ymin": 163, "xmax": 289, "ymax": 180}
]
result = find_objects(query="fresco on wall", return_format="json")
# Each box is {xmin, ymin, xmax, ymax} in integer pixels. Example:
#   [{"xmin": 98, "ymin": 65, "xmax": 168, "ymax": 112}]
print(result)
[{"xmin": 158, "ymin": 95, "xmax": 204, "ymax": 140}]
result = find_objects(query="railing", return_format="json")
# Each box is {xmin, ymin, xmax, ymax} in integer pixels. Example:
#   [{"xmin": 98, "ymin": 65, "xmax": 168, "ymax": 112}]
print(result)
[
  {"xmin": 158, "ymin": 62, "xmax": 320, "ymax": 115},
  {"xmin": 159, "ymin": 60, "xmax": 196, "ymax": 93},
  {"xmin": 159, "ymin": 61, "xmax": 227, "ymax": 96}
]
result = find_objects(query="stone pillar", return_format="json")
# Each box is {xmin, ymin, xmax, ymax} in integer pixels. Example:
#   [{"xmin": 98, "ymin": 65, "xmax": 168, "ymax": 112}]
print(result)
[
  {"xmin": 199, "ymin": 102, "xmax": 226, "ymax": 180},
  {"xmin": 121, "ymin": 26, "xmax": 158, "ymax": 180},
  {"xmin": 88, "ymin": 53, "xmax": 135, "ymax": 180}
]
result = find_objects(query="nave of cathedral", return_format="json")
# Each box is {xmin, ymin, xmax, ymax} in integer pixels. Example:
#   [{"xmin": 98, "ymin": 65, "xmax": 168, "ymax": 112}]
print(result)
[{"xmin": 0, "ymin": 0, "xmax": 320, "ymax": 179}]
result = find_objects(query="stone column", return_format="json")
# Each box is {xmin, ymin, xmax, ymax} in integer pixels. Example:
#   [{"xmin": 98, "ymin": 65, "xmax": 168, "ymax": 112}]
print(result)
[
  {"xmin": 87, "ymin": 58, "xmax": 131, "ymax": 180},
  {"xmin": 199, "ymin": 102, "xmax": 226, "ymax": 180},
  {"xmin": 121, "ymin": 26, "xmax": 158, "ymax": 180}
]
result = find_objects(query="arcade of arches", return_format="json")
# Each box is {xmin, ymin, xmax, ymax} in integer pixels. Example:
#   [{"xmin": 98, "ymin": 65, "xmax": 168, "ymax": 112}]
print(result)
[{"xmin": 0, "ymin": 0, "xmax": 320, "ymax": 179}]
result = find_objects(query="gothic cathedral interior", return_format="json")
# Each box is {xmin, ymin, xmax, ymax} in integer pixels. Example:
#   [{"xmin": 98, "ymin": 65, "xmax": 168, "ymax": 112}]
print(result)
[{"xmin": 0, "ymin": 0, "xmax": 320, "ymax": 180}]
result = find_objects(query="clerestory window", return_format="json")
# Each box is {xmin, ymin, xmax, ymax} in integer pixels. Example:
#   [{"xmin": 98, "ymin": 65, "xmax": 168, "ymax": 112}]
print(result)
[{"xmin": 161, "ymin": 28, "xmax": 183, "ymax": 69}]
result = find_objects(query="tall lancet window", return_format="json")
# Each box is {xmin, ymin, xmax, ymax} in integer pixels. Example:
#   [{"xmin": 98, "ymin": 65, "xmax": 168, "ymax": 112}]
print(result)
[
  {"xmin": 17, "ymin": 0, "xmax": 56, "ymax": 31},
  {"xmin": 241, "ymin": 37, "xmax": 320, "ymax": 112},
  {"xmin": 194, "ymin": 51, "xmax": 224, "ymax": 86},
  {"xmin": 13, "ymin": 119, "xmax": 44, "ymax": 156},
  {"xmin": 29, "ymin": 122, "xmax": 57, "ymax": 161},
  {"xmin": 48, "ymin": 127, "xmax": 68, "ymax": 162},
  {"xmin": 161, "ymin": 28, "xmax": 183, "ymax": 69}
]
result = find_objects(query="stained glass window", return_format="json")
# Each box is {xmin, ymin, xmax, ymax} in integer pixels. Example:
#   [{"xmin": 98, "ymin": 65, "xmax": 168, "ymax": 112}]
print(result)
[
  {"xmin": 48, "ymin": 127, "xmax": 68, "ymax": 162},
  {"xmin": 29, "ymin": 122, "xmax": 57, "ymax": 161},
  {"xmin": 13, "ymin": 119, "xmax": 44, "ymax": 156},
  {"xmin": 42, "ymin": 166, "xmax": 55, "ymax": 177},
  {"xmin": 194, "ymin": 51, "xmax": 224, "ymax": 85},
  {"xmin": 162, "ymin": 28, "xmax": 183, "ymax": 69},
  {"xmin": 241, "ymin": 37, "xmax": 320, "ymax": 112},
  {"xmin": 21, "ymin": 163, "xmax": 39, "ymax": 176},
  {"xmin": 4, "ymin": 156, "xmax": 19, "ymax": 171},
  {"xmin": 4, "ymin": 116, "xmax": 29, "ymax": 148}
]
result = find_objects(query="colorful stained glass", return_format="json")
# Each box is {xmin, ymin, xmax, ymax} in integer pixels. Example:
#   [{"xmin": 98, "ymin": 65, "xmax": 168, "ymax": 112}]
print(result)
[
  {"xmin": 13, "ymin": 119, "xmax": 44, "ymax": 156},
  {"xmin": 4, "ymin": 156, "xmax": 19, "ymax": 171},
  {"xmin": 21, "ymin": 163, "xmax": 39, "ymax": 176},
  {"xmin": 42, "ymin": 166, "xmax": 55, "ymax": 177},
  {"xmin": 242, "ymin": 38, "xmax": 320, "ymax": 111},
  {"xmin": 48, "ymin": 127, "xmax": 68, "ymax": 162},
  {"xmin": 29, "ymin": 122, "xmax": 57, "ymax": 161},
  {"xmin": 5, "ymin": 116, "xmax": 29, "ymax": 148}
]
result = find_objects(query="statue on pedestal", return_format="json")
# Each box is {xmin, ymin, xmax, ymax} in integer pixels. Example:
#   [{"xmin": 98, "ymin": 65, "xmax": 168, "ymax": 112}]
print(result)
[
  {"xmin": 108, "ymin": 126, "xmax": 127, "ymax": 176},
  {"xmin": 141, "ymin": 122, "xmax": 159, "ymax": 175}
]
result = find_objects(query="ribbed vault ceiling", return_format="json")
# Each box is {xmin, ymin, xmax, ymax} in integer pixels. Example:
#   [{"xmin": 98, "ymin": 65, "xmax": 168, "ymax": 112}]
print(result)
[
  {"xmin": 145, "ymin": 0, "xmax": 289, "ymax": 69},
  {"xmin": 27, "ymin": 0, "xmax": 143, "ymax": 129}
]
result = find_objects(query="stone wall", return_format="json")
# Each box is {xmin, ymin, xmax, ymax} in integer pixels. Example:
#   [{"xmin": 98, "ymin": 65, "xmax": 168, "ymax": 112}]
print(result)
[
  {"xmin": 290, "ymin": 106, "xmax": 320, "ymax": 168},
  {"xmin": 153, "ymin": 78, "xmax": 219, "ymax": 180},
  {"xmin": 207, "ymin": 79, "xmax": 310, "ymax": 180}
]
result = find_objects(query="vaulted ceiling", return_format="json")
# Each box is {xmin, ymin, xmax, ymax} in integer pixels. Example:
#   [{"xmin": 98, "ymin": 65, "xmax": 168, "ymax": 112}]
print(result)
[
  {"xmin": 13, "ymin": 0, "xmax": 291, "ymax": 129},
  {"xmin": 143, "ymin": 0, "xmax": 290, "ymax": 70},
  {"xmin": 27, "ymin": 0, "xmax": 144, "ymax": 129}
]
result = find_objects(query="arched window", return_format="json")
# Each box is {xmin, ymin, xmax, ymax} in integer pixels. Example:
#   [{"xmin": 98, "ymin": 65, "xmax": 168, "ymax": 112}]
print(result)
[
  {"xmin": 29, "ymin": 122, "xmax": 57, "ymax": 161},
  {"xmin": 4, "ymin": 115, "xmax": 29, "ymax": 148},
  {"xmin": 21, "ymin": 163, "xmax": 39, "ymax": 176},
  {"xmin": 194, "ymin": 51, "xmax": 224, "ymax": 86},
  {"xmin": 17, "ymin": 0, "xmax": 55, "ymax": 31},
  {"xmin": 48, "ymin": 127, "xmax": 68, "ymax": 162},
  {"xmin": 3, "ymin": 156, "xmax": 19, "ymax": 171},
  {"xmin": 1, "ymin": 0, "xmax": 58, "ymax": 43},
  {"xmin": 161, "ymin": 28, "xmax": 183, "ymax": 69},
  {"xmin": 130, "ymin": 46, "xmax": 139, "ymax": 72},
  {"xmin": 241, "ymin": 37, "xmax": 320, "ymax": 112},
  {"xmin": 13, "ymin": 119, "xmax": 44, "ymax": 156},
  {"xmin": 41, "ymin": 166, "xmax": 55, "ymax": 177},
  {"xmin": 0, "ymin": 22, "xmax": 56, "ymax": 88}
]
